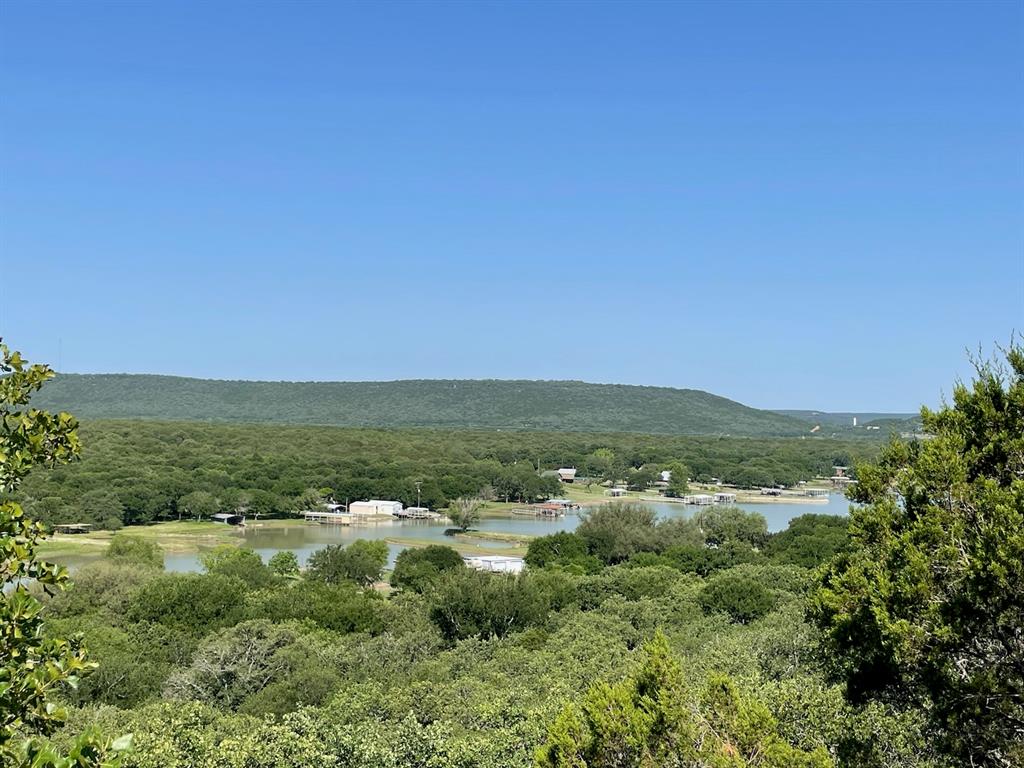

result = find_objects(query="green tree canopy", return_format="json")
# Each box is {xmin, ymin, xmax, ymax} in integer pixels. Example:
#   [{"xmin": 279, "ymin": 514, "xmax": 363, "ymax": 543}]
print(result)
[
  {"xmin": 429, "ymin": 568, "xmax": 549, "ymax": 642},
  {"xmin": 765, "ymin": 513, "xmax": 850, "ymax": 567},
  {"xmin": 577, "ymin": 503, "xmax": 659, "ymax": 564},
  {"xmin": 695, "ymin": 506, "xmax": 769, "ymax": 549},
  {"xmin": 307, "ymin": 539, "xmax": 388, "ymax": 587},
  {"xmin": 268, "ymin": 550, "xmax": 300, "ymax": 577},
  {"xmin": 390, "ymin": 545, "xmax": 464, "ymax": 593},
  {"xmin": 0, "ymin": 341, "xmax": 128, "ymax": 765},
  {"xmin": 536, "ymin": 632, "xmax": 832, "ymax": 768},
  {"xmin": 447, "ymin": 496, "xmax": 482, "ymax": 532},
  {"xmin": 698, "ymin": 571, "xmax": 778, "ymax": 624},
  {"xmin": 200, "ymin": 546, "xmax": 277, "ymax": 589},
  {"xmin": 811, "ymin": 344, "xmax": 1024, "ymax": 767},
  {"xmin": 104, "ymin": 533, "xmax": 165, "ymax": 569}
]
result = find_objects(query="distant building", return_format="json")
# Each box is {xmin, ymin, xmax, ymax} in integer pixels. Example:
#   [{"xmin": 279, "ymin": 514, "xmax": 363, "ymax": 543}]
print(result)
[
  {"xmin": 394, "ymin": 507, "xmax": 440, "ymax": 519},
  {"xmin": 806, "ymin": 488, "xmax": 830, "ymax": 498},
  {"xmin": 546, "ymin": 498, "xmax": 576, "ymax": 508},
  {"xmin": 831, "ymin": 467, "xmax": 854, "ymax": 487},
  {"xmin": 714, "ymin": 492, "xmax": 737, "ymax": 504},
  {"xmin": 684, "ymin": 494, "xmax": 715, "ymax": 505},
  {"xmin": 304, "ymin": 510, "xmax": 351, "ymax": 524},
  {"xmin": 53, "ymin": 523, "xmax": 92, "ymax": 534},
  {"xmin": 211, "ymin": 513, "xmax": 245, "ymax": 525},
  {"xmin": 464, "ymin": 555, "xmax": 525, "ymax": 574},
  {"xmin": 556, "ymin": 468, "xmax": 577, "ymax": 483},
  {"xmin": 349, "ymin": 500, "xmax": 403, "ymax": 517},
  {"xmin": 608, "ymin": 487, "xmax": 628, "ymax": 497}
]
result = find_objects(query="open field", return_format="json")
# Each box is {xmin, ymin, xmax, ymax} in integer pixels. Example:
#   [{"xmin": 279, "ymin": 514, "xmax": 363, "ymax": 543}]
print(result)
[
  {"xmin": 383, "ymin": 535, "xmax": 523, "ymax": 557},
  {"xmin": 38, "ymin": 518, "xmax": 307, "ymax": 561}
]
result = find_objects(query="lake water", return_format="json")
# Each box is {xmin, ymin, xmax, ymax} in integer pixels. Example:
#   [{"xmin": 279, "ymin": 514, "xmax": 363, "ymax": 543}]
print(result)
[{"xmin": 157, "ymin": 493, "xmax": 854, "ymax": 572}]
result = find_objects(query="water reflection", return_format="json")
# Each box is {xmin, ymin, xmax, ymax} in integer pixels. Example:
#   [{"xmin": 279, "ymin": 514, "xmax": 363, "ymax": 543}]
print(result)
[{"xmin": 69, "ymin": 493, "xmax": 855, "ymax": 573}]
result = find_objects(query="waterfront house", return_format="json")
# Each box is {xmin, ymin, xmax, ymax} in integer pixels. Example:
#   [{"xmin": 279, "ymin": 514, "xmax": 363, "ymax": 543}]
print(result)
[
  {"xmin": 556, "ymin": 468, "xmax": 577, "ymax": 483},
  {"xmin": 349, "ymin": 499, "xmax": 403, "ymax": 517}
]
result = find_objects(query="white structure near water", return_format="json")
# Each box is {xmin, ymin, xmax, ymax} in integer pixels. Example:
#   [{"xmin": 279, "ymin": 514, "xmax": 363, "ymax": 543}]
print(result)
[
  {"xmin": 348, "ymin": 500, "xmax": 403, "ymax": 517},
  {"xmin": 683, "ymin": 494, "xmax": 715, "ymax": 505},
  {"xmin": 464, "ymin": 555, "xmax": 525, "ymax": 574}
]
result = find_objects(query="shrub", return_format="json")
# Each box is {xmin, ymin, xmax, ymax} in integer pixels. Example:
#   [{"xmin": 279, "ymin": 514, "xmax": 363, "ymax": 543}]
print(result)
[
  {"xmin": 390, "ymin": 545, "xmax": 464, "ymax": 593},
  {"xmin": 105, "ymin": 534, "xmax": 165, "ymax": 569},
  {"xmin": 698, "ymin": 572, "xmax": 777, "ymax": 624}
]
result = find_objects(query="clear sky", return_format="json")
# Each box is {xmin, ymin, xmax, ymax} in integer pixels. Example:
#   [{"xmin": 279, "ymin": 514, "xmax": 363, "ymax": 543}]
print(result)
[{"xmin": 1, "ymin": 1, "xmax": 1021, "ymax": 412}]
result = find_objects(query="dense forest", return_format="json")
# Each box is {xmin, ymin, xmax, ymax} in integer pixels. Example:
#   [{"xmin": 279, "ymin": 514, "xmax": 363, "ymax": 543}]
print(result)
[
  {"xmin": 17, "ymin": 420, "xmax": 875, "ymax": 529},
  {"xmin": 3, "ymin": 342, "xmax": 1022, "ymax": 768},
  {"xmin": 32, "ymin": 374, "xmax": 831, "ymax": 436}
]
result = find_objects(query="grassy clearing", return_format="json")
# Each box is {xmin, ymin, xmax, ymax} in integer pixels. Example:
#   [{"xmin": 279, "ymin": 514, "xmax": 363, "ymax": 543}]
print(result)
[
  {"xmin": 454, "ymin": 530, "xmax": 533, "ymax": 544},
  {"xmin": 38, "ymin": 518, "xmax": 308, "ymax": 560},
  {"xmin": 382, "ymin": 535, "xmax": 517, "ymax": 557}
]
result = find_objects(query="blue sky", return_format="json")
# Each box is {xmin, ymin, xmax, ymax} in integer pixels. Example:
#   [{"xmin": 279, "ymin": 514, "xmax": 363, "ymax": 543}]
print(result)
[{"xmin": 1, "ymin": 1, "xmax": 1021, "ymax": 411}]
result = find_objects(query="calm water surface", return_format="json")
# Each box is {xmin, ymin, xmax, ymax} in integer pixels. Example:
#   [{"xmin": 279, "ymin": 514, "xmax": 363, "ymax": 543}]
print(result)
[{"xmin": 158, "ymin": 493, "xmax": 853, "ymax": 572}]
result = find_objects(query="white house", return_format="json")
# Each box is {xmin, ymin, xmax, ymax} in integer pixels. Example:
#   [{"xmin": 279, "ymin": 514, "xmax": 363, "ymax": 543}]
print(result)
[
  {"xmin": 556, "ymin": 468, "xmax": 577, "ymax": 483},
  {"xmin": 608, "ymin": 487, "xmax": 628, "ymax": 497},
  {"xmin": 713, "ymin": 492, "xmax": 737, "ymax": 504},
  {"xmin": 348, "ymin": 499, "xmax": 403, "ymax": 517}
]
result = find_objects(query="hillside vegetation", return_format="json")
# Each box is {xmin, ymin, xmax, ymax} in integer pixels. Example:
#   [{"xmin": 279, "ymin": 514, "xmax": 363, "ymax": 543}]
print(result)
[
  {"xmin": 775, "ymin": 409, "xmax": 921, "ymax": 431},
  {"xmin": 18, "ymin": 420, "xmax": 873, "ymax": 528},
  {"xmin": 32, "ymin": 374, "xmax": 817, "ymax": 436},
  {"xmin": 4, "ymin": 341, "xmax": 1022, "ymax": 768}
]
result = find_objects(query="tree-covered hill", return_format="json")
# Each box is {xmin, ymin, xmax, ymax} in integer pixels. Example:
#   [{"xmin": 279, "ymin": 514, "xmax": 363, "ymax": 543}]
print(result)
[
  {"xmin": 31, "ymin": 374, "xmax": 817, "ymax": 437},
  {"xmin": 774, "ymin": 409, "xmax": 921, "ymax": 429}
]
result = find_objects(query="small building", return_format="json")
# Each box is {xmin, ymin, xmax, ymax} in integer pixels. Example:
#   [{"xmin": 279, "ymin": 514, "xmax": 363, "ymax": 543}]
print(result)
[
  {"xmin": 713, "ymin": 492, "xmax": 737, "ymax": 504},
  {"xmin": 464, "ymin": 555, "xmax": 525, "ymax": 574},
  {"xmin": 556, "ymin": 468, "xmax": 577, "ymax": 483},
  {"xmin": 831, "ymin": 467, "xmax": 854, "ymax": 487},
  {"xmin": 683, "ymin": 494, "xmax": 715, "ymax": 505},
  {"xmin": 349, "ymin": 499, "xmax": 403, "ymax": 517},
  {"xmin": 304, "ymin": 510, "xmax": 351, "ymax": 524},
  {"xmin": 760, "ymin": 488, "xmax": 783, "ymax": 497},
  {"xmin": 211, "ymin": 513, "xmax": 245, "ymax": 525},
  {"xmin": 53, "ymin": 523, "xmax": 92, "ymax": 534},
  {"xmin": 608, "ymin": 487, "xmax": 628, "ymax": 497},
  {"xmin": 806, "ymin": 488, "xmax": 830, "ymax": 498},
  {"xmin": 394, "ymin": 507, "xmax": 440, "ymax": 519}
]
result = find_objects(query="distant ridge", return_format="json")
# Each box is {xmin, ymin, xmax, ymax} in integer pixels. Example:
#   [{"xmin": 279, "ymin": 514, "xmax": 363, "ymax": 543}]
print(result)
[
  {"xmin": 30, "ymin": 373, "xmax": 819, "ymax": 437},
  {"xmin": 775, "ymin": 409, "xmax": 922, "ymax": 431}
]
